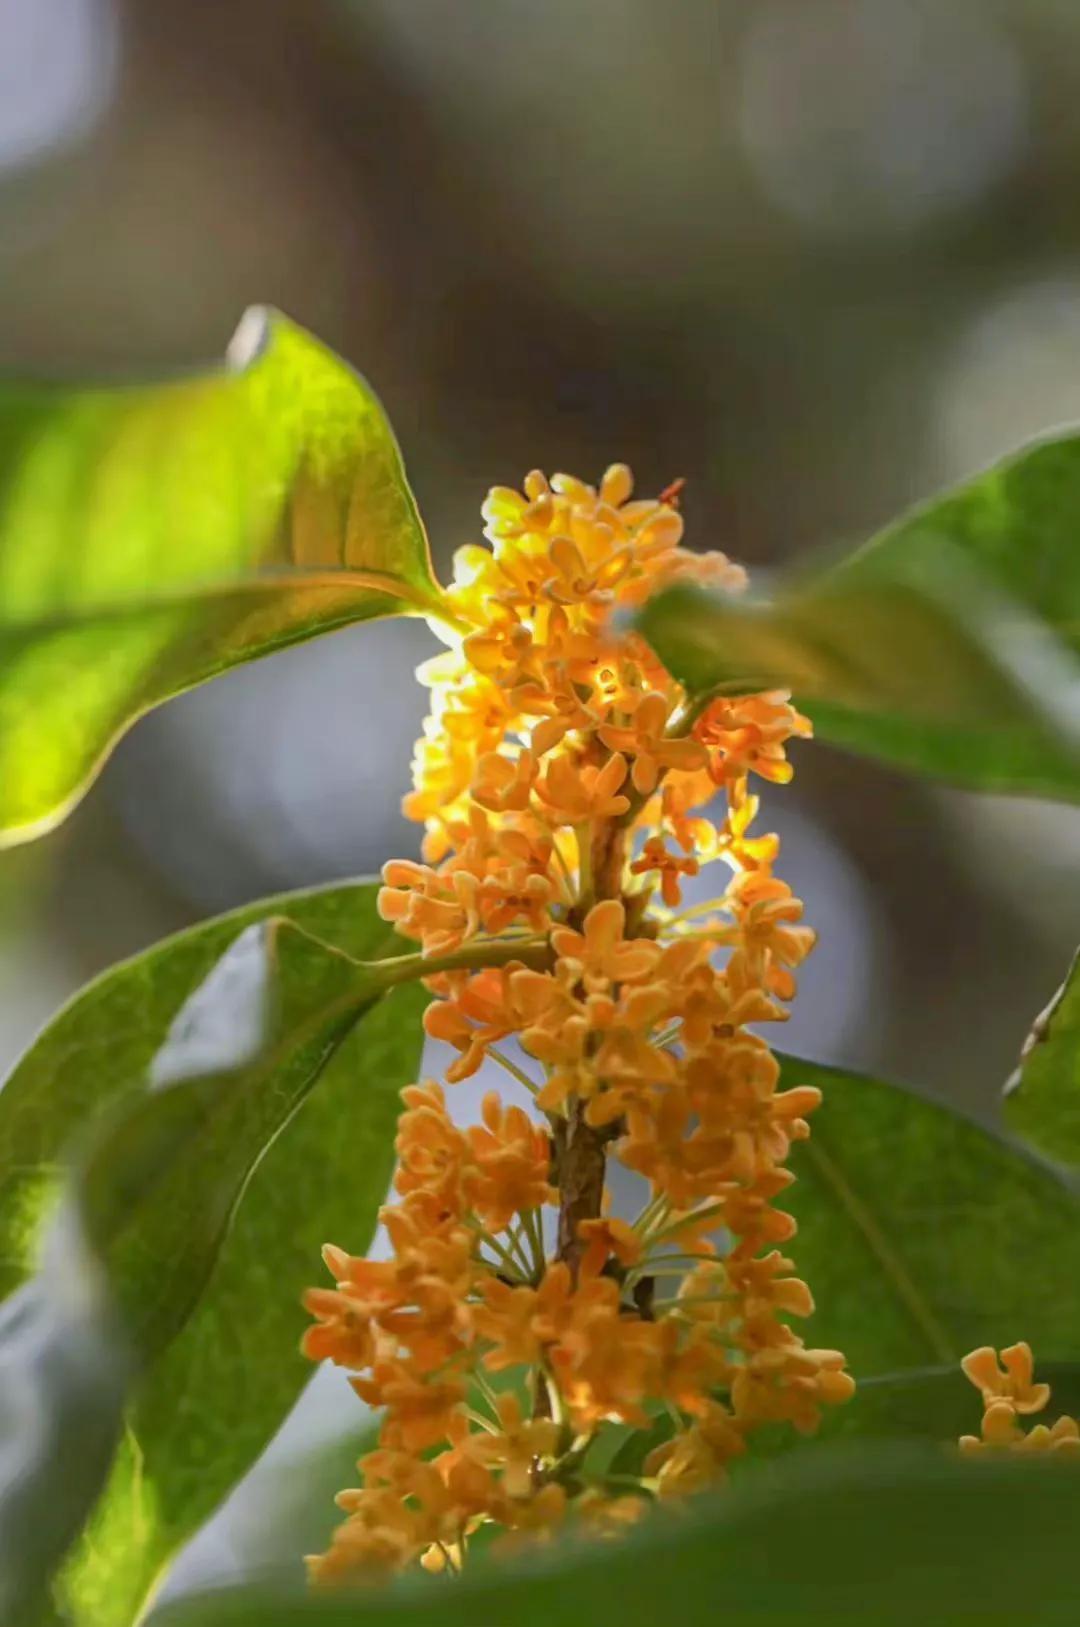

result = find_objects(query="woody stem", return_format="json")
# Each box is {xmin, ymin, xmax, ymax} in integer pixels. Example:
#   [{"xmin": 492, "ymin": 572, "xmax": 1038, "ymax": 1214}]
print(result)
[
  {"xmin": 554, "ymin": 1105, "xmax": 609, "ymax": 1274},
  {"xmin": 590, "ymin": 822, "xmax": 627, "ymax": 905},
  {"xmin": 554, "ymin": 819, "xmax": 627, "ymax": 1276}
]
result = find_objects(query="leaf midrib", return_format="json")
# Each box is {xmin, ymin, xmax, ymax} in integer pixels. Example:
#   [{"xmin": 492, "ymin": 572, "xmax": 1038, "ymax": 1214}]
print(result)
[
  {"xmin": 0, "ymin": 567, "xmax": 444, "ymax": 637},
  {"xmin": 801, "ymin": 1132, "xmax": 958, "ymax": 1367}
]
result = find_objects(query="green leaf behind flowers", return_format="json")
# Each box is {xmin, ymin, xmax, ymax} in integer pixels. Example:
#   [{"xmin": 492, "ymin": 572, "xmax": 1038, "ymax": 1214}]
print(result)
[
  {"xmin": 784, "ymin": 1057, "xmax": 1080, "ymax": 1373},
  {"xmin": 608, "ymin": 1055, "xmax": 1080, "ymax": 1481},
  {"xmin": 638, "ymin": 429, "xmax": 1080, "ymax": 799}
]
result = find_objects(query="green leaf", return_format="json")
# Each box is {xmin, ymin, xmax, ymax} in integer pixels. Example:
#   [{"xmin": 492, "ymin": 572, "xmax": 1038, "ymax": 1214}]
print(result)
[
  {"xmin": 0, "ymin": 881, "xmax": 395, "ymax": 1297},
  {"xmin": 608, "ymin": 1365, "xmax": 1080, "ymax": 1483},
  {"xmin": 0, "ymin": 898, "xmax": 393, "ymax": 1626},
  {"xmin": 609, "ymin": 1055, "xmax": 1080, "ymax": 1479},
  {"xmin": 582, "ymin": 1045, "xmax": 1080, "ymax": 1497},
  {"xmin": 638, "ymin": 430, "xmax": 1080, "ymax": 798},
  {"xmin": 0, "ymin": 307, "xmax": 444, "ymax": 847},
  {"xmin": 0, "ymin": 880, "xmax": 425, "ymax": 1626},
  {"xmin": 782, "ymin": 1056, "xmax": 1080, "ymax": 1373},
  {"xmin": 75, "ymin": 915, "xmax": 390, "ymax": 1361},
  {"xmin": 1003, "ymin": 949, "xmax": 1080, "ymax": 1167},
  {"xmin": 145, "ymin": 1447, "xmax": 1080, "ymax": 1627},
  {"xmin": 823, "ymin": 1361, "xmax": 1080, "ymax": 1448},
  {"xmin": 850, "ymin": 429, "xmax": 1080, "ymax": 661},
  {"xmin": 0, "ymin": 1259, "xmax": 130, "ymax": 1625}
]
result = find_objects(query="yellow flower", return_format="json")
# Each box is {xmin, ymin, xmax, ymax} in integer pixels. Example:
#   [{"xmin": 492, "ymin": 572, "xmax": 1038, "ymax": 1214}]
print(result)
[
  {"xmin": 959, "ymin": 1341, "xmax": 1080, "ymax": 1459},
  {"xmin": 462, "ymin": 1393, "xmax": 560, "ymax": 1498},
  {"xmin": 550, "ymin": 899, "xmax": 661, "ymax": 988},
  {"xmin": 630, "ymin": 834, "xmax": 700, "ymax": 907},
  {"xmin": 534, "ymin": 752, "xmax": 631, "ymax": 823},
  {"xmin": 961, "ymin": 1342, "xmax": 1051, "ymax": 1415},
  {"xmin": 578, "ymin": 1215, "xmax": 643, "ymax": 1277},
  {"xmin": 466, "ymin": 1093, "xmax": 554, "ymax": 1229},
  {"xmin": 645, "ymin": 1400, "xmax": 746, "ymax": 1496},
  {"xmin": 598, "ymin": 692, "xmax": 707, "ymax": 795}
]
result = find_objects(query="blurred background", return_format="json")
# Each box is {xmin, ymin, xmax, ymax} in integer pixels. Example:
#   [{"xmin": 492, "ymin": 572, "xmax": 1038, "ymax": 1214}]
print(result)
[{"xmin": 3, "ymin": 0, "xmax": 1080, "ymax": 1598}]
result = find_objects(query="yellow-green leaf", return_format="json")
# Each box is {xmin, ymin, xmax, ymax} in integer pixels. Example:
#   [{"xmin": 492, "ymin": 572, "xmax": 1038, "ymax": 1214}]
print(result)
[{"xmin": 0, "ymin": 308, "xmax": 444, "ymax": 846}]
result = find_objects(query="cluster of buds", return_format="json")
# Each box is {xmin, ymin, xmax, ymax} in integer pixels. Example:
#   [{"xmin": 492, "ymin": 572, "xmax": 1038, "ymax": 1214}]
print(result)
[
  {"xmin": 302, "ymin": 464, "xmax": 854, "ymax": 1580},
  {"xmin": 959, "ymin": 1343, "xmax": 1080, "ymax": 1458}
]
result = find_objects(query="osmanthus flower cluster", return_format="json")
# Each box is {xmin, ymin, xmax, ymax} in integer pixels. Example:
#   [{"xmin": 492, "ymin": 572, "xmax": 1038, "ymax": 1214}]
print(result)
[
  {"xmin": 302, "ymin": 464, "xmax": 856, "ymax": 1582},
  {"xmin": 958, "ymin": 1343, "xmax": 1080, "ymax": 1458}
]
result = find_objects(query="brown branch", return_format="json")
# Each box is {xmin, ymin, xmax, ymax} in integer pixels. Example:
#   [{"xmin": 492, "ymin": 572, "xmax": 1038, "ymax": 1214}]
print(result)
[
  {"xmin": 555, "ymin": 1100, "xmax": 608, "ymax": 1275},
  {"xmin": 553, "ymin": 818, "xmax": 628, "ymax": 1278}
]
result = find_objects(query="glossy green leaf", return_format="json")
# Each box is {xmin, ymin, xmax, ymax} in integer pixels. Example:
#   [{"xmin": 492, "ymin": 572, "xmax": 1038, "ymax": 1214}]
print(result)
[
  {"xmin": 0, "ymin": 881, "xmax": 425, "ymax": 1627},
  {"xmin": 75, "ymin": 916, "xmax": 389, "ymax": 1362},
  {"xmin": 1, "ymin": 897, "xmax": 395, "ymax": 1627},
  {"xmin": 0, "ymin": 307, "xmax": 444, "ymax": 847},
  {"xmin": 66, "ymin": 915, "xmax": 404, "ymax": 1627},
  {"xmin": 638, "ymin": 431, "xmax": 1080, "ymax": 798},
  {"xmin": 782, "ymin": 1057, "xmax": 1080, "ymax": 1373},
  {"xmin": 606, "ymin": 1054, "xmax": 1080, "ymax": 1479},
  {"xmin": 149, "ymin": 1447, "xmax": 1080, "ymax": 1627},
  {"xmin": 1003, "ymin": 949, "xmax": 1080, "ymax": 1167}
]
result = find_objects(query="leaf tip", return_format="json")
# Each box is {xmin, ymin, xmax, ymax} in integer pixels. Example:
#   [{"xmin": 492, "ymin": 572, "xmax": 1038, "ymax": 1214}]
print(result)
[
  {"xmin": 226, "ymin": 304, "xmax": 275, "ymax": 373},
  {"xmin": 149, "ymin": 920, "xmax": 278, "ymax": 1090}
]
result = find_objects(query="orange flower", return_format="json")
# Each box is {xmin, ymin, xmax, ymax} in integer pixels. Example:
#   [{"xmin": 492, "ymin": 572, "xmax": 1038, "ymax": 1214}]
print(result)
[
  {"xmin": 394, "ymin": 1081, "xmax": 471, "ymax": 1208},
  {"xmin": 466, "ymin": 1093, "xmax": 553, "ymax": 1229},
  {"xmin": 550, "ymin": 899, "xmax": 661, "ymax": 989},
  {"xmin": 959, "ymin": 1343, "xmax": 1080, "ymax": 1458},
  {"xmin": 423, "ymin": 965, "xmax": 523, "ymax": 1081},
  {"xmin": 961, "ymin": 1343, "xmax": 1052, "ymax": 1415},
  {"xmin": 720, "ymin": 871, "xmax": 817, "ymax": 1002},
  {"xmin": 731, "ymin": 1339, "xmax": 854, "ymax": 1435},
  {"xmin": 473, "ymin": 1277, "xmax": 546, "ymax": 1371},
  {"xmin": 472, "ymin": 751, "xmax": 536, "ymax": 812},
  {"xmin": 301, "ymin": 1286, "xmax": 377, "ymax": 1370},
  {"xmin": 534, "ymin": 752, "xmax": 631, "ymax": 823},
  {"xmin": 378, "ymin": 860, "xmax": 479, "ymax": 953},
  {"xmin": 630, "ymin": 835, "xmax": 700, "ymax": 907},
  {"xmin": 352, "ymin": 1360, "xmax": 468, "ymax": 1453},
  {"xmin": 474, "ymin": 1265, "xmax": 580, "ymax": 1370},
  {"xmin": 550, "ymin": 1287, "xmax": 660, "ymax": 1428},
  {"xmin": 303, "ymin": 464, "xmax": 841, "ymax": 1584},
  {"xmin": 463, "ymin": 1393, "xmax": 560, "ymax": 1497},
  {"xmin": 599, "ymin": 692, "xmax": 707, "ymax": 796},
  {"xmin": 307, "ymin": 1486, "xmax": 426, "ymax": 1582},
  {"xmin": 645, "ymin": 1400, "xmax": 746, "ymax": 1496},
  {"xmin": 578, "ymin": 1216, "xmax": 643, "ymax": 1278},
  {"xmin": 695, "ymin": 691, "xmax": 812, "ymax": 790}
]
